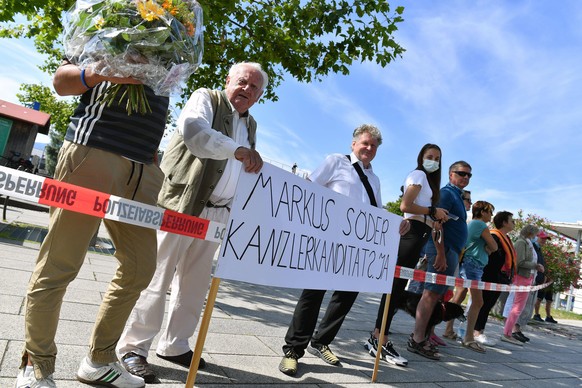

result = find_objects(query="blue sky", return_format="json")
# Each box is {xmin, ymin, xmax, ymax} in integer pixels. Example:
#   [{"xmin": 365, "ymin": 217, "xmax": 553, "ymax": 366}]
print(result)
[{"xmin": 1, "ymin": 0, "xmax": 581, "ymax": 224}]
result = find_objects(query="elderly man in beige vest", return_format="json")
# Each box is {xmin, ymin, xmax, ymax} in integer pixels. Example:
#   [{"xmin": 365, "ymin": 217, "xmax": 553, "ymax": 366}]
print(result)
[{"xmin": 116, "ymin": 62, "xmax": 268, "ymax": 382}]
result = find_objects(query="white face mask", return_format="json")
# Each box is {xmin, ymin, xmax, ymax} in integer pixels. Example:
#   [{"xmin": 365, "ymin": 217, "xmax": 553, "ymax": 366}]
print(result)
[{"xmin": 423, "ymin": 159, "xmax": 440, "ymax": 173}]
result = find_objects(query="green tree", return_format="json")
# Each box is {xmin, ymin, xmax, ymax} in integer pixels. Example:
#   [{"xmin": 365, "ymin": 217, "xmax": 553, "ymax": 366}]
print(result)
[
  {"xmin": 0, "ymin": 0, "xmax": 405, "ymax": 102},
  {"xmin": 384, "ymin": 196, "xmax": 403, "ymax": 216},
  {"xmin": 16, "ymin": 84, "xmax": 77, "ymax": 176},
  {"xmin": 512, "ymin": 210, "xmax": 581, "ymax": 292}
]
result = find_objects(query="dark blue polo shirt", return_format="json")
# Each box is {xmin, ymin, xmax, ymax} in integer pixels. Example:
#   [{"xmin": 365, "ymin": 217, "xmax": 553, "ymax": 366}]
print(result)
[{"xmin": 425, "ymin": 183, "xmax": 468, "ymax": 254}]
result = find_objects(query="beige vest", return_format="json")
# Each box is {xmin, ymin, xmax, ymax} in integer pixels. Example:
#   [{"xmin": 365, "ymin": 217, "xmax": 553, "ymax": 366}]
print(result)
[{"xmin": 157, "ymin": 89, "xmax": 257, "ymax": 216}]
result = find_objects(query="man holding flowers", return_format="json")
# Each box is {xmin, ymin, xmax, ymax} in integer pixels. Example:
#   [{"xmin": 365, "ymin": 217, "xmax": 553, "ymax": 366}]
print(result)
[
  {"xmin": 15, "ymin": 62, "xmax": 170, "ymax": 388},
  {"xmin": 116, "ymin": 62, "xmax": 268, "ymax": 383},
  {"xmin": 16, "ymin": 1, "xmax": 203, "ymax": 386}
]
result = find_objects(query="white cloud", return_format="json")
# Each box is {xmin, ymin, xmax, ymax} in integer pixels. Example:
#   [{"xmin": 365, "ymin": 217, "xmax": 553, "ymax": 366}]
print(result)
[
  {"xmin": 0, "ymin": 38, "xmax": 53, "ymax": 104},
  {"xmin": 257, "ymin": 121, "xmax": 319, "ymax": 173},
  {"xmin": 306, "ymin": 81, "xmax": 378, "ymax": 129}
]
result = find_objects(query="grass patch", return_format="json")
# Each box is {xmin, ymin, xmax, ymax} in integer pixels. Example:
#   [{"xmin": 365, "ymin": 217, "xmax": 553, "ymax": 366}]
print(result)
[
  {"xmin": 488, "ymin": 306, "xmax": 582, "ymax": 321},
  {"xmin": 2, "ymin": 221, "xmax": 43, "ymax": 229},
  {"xmin": 0, "ymin": 222, "xmax": 47, "ymax": 242},
  {"xmin": 455, "ymin": 293, "xmax": 582, "ymax": 322},
  {"xmin": 0, "ymin": 230, "xmax": 19, "ymax": 240},
  {"xmin": 548, "ymin": 309, "xmax": 582, "ymax": 321}
]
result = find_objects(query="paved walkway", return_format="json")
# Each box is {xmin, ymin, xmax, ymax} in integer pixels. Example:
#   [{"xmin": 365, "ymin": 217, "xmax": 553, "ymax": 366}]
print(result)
[{"xmin": 1, "ymin": 201, "xmax": 581, "ymax": 387}]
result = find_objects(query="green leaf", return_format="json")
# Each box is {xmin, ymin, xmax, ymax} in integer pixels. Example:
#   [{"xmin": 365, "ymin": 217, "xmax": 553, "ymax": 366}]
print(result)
[{"xmin": 2, "ymin": 0, "xmax": 406, "ymax": 103}]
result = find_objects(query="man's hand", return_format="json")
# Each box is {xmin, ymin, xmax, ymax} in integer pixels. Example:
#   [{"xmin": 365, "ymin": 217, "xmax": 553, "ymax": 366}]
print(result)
[
  {"xmin": 234, "ymin": 147, "xmax": 263, "ymax": 173},
  {"xmin": 433, "ymin": 252, "xmax": 447, "ymax": 273},
  {"xmin": 91, "ymin": 69, "xmax": 143, "ymax": 86},
  {"xmin": 399, "ymin": 219, "xmax": 410, "ymax": 236},
  {"xmin": 434, "ymin": 207, "xmax": 449, "ymax": 222}
]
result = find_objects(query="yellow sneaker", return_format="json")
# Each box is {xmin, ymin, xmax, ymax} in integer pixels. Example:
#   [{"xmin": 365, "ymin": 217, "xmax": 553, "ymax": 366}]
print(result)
[
  {"xmin": 279, "ymin": 350, "xmax": 299, "ymax": 376},
  {"xmin": 308, "ymin": 344, "xmax": 340, "ymax": 365}
]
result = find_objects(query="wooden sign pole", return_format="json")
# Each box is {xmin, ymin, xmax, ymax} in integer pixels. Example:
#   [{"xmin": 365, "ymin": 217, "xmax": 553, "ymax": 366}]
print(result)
[{"xmin": 185, "ymin": 277, "xmax": 221, "ymax": 388}]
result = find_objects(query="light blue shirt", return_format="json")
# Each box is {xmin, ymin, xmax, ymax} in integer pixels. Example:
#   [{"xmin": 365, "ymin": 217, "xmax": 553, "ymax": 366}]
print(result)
[{"xmin": 463, "ymin": 219, "xmax": 489, "ymax": 267}]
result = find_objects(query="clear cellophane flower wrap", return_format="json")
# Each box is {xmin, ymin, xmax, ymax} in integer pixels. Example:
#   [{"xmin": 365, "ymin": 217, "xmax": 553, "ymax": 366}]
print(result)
[{"xmin": 63, "ymin": 0, "xmax": 204, "ymax": 114}]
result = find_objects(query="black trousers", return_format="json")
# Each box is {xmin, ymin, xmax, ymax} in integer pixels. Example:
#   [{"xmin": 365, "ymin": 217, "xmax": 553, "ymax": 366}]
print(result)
[
  {"xmin": 475, "ymin": 289, "xmax": 501, "ymax": 332},
  {"xmin": 282, "ymin": 289, "xmax": 359, "ymax": 358},
  {"xmin": 375, "ymin": 220, "xmax": 431, "ymax": 334}
]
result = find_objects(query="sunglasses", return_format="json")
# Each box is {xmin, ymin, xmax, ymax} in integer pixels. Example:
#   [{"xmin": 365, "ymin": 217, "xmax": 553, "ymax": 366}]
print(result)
[
  {"xmin": 453, "ymin": 171, "xmax": 472, "ymax": 178},
  {"xmin": 463, "ymin": 198, "xmax": 472, "ymax": 204}
]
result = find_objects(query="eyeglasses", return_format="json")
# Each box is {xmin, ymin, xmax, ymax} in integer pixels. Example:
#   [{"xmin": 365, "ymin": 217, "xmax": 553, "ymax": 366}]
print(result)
[
  {"xmin": 463, "ymin": 198, "xmax": 472, "ymax": 204},
  {"xmin": 453, "ymin": 171, "xmax": 472, "ymax": 178}
]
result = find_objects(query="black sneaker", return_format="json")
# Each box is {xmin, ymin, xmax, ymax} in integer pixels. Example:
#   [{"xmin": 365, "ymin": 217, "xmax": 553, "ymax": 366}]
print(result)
[
  {"xmin": 121, "ymin": 352, "xmax": 156, "ymax": 383},
  {"xmin": 545, "ymin": 316, "xmax": 558, "ymax": 324},
  {"xmin": 383, "ymin": 341, "xmax": 409, "ymax": 366},
  {"xmin": 364, "ymin": 333, "xmax": 386, "ymax": 358},
  {"xmin": 156, "ymin": 350, "xmax": 206, "ymax": 369},
  {"xmin": 363, "ymin": 333, "xmax": 408, "ymax": 366},
  {"xmin": 532, "ymin": 314, "xmax": 544, "ymax": 322},
  {"xmin": 511, "ymin": 332, "xmax": 528, "ymax": 343}
]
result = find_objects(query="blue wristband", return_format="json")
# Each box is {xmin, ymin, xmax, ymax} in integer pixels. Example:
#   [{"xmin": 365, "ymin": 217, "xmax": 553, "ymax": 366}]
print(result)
[{"xmin": 80, "ymin": 69, "xmax": 92, "ymax": 89}]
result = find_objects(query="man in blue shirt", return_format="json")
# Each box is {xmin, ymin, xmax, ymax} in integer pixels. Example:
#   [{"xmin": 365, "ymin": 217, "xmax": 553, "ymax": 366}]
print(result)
[{"xmin": 407, "ymin": 160, "xmax": 472, "ymax": 360}]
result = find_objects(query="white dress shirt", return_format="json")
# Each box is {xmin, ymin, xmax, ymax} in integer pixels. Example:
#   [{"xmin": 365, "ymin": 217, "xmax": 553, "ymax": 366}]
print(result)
[
  {"xmin": 177, "ymin": 89, "xmax": 251, "ymax": 205},
  {"xmin": 309, "ymin": 152, "xmax": 381, "ymax": 207}
]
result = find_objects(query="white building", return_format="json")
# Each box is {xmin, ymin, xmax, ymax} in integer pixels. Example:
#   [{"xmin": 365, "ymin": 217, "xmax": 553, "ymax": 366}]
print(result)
[{"xmin": 549, "ymin": 221, "xmax": 582, "ymax": 314}]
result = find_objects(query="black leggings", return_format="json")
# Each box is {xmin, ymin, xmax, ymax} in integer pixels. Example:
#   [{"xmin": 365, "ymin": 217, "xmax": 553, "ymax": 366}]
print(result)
[
  {"xmin": 374, "ymin": 220, "xmax": 431, "ymax": 334},
  {"xmin": 475, "ymin": 289, "xmax": 501, "ymax": 332}
]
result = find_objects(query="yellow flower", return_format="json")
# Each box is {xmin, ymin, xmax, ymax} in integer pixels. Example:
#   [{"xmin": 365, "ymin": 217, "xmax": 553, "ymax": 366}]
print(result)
[
  {"xmin": 137, "ymin": 0, "xmax": 166, "ymax": 22},
  {"xmin": 161, "ymin": 0, "xmax": 178, "ymax": 16},
  {"xmin": 95, "ymin": 16, "xmax": 105, "ymax": 30}
]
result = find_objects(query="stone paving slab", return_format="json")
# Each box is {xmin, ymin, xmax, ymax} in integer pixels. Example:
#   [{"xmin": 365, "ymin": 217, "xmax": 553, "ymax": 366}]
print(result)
[
  {"xmin": 361, "ymin": 361, "xmax": 467, "ymax": 384},
  {"xmin": 558, "ymin": 361, "xmax": 582, "ymax": 375},
  {"xmin": 435, "ymin": 382, "xmax": 530, "ymax": 388},
  {"xmin": 440, "ymin": 361, "xmax": 534, "ymax": 381},
  {"xmin": 507, "ymin": 361, "xmax": 580, "ymax": 379},
  {"xmin": 0, "ymin": 294, "xmax": 23, "ymax": 315},
  {"xmin": 1, "ymin": 205, "xmax": 582, "ymax": 387}
]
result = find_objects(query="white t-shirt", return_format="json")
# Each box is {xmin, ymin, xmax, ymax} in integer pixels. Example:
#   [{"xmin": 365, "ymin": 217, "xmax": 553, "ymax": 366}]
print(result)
[{"xmin": 403, "ymin": 169, "xmax": 433, "ymax": 219}]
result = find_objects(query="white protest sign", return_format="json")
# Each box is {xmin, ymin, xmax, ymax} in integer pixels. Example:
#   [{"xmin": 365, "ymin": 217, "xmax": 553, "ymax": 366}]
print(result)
[{"xmin": 215, "ymin": 163, "xmax": 402, "ymax": 293}]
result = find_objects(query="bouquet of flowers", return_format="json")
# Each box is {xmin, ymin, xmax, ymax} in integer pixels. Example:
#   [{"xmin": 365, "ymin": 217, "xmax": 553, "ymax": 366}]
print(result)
[{"xmin": 63, "ymin": 0, "xmax": 204, "ymax": 114}]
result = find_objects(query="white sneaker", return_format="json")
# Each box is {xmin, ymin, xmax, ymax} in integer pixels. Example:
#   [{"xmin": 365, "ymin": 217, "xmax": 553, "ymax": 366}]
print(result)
[
  {"xmin": 364, "ymin": 334, "xmax": 408, "ymax": 367},
  {"xmin": 76, "ymin": 357, "xmax": 144, "ymax": 387},
  {"xmin": 14, "ymin": 366, "xmax": 56, "ymax": 388},
  {"xmin": 383, "ymin": 341, "xmax": 409, "ymax": 367},
  {"xmin": 475, "ymin": 334, "xmax": 497, "ymax": 346}
]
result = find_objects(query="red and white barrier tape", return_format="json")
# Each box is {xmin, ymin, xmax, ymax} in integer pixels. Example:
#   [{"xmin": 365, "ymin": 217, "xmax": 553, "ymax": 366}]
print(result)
[
  {"xmin": 394, "ymin": 265, "xmax": 552, "ymax": 292},
  {"xmin": 0, "ymin": 166, "xmax": 553, "ymax": 292},
  {"xmin": 0, "ymin": 166, "xmax": 226, "ymax": 243}
]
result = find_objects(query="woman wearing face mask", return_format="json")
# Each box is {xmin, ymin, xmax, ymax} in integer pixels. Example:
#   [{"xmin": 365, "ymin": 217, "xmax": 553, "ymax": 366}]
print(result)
[{"xmin": 364, "ymin": 144, "xmax": 449, "ymax": 366}]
